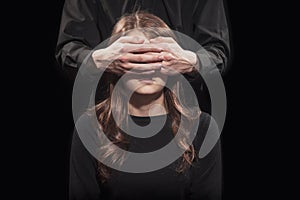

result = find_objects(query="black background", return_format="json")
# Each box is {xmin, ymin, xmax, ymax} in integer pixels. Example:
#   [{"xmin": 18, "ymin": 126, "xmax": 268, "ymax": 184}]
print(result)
[{"xmin": 7, "ymin": 0, "xmax": 289, "ymax": 199}]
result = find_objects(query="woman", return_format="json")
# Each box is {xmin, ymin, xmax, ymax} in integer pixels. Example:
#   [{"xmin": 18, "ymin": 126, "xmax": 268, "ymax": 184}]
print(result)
[{"xmin": 70, "ymin": 12, "xmax": 222, "ymax": 200}]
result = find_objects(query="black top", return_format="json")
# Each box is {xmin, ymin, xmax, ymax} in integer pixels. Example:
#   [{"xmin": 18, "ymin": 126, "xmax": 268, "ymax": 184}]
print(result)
[
  {"xmin": 69, "ymin": 112, "xmax": 222, "ymax": 200},
  {"xmin": 55, "ymin": 0, "xmax": 230, "ymax": 75}
]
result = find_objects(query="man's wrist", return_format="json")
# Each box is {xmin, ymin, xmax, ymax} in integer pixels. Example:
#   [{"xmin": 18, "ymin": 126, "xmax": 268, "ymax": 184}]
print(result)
[
  {"xmin": 193, "ymin": 53, "xmax": 201, "ymax": 72},
  {"xmin": 187, "ymin": 51, "xmax": 201, "ymax": 72}
]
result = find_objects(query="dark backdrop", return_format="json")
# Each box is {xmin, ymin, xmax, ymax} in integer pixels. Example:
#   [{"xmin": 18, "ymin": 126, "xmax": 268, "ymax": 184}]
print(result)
[{"xmin": 16, "ymin": 1, "xmax": 277, "ymax": 199}]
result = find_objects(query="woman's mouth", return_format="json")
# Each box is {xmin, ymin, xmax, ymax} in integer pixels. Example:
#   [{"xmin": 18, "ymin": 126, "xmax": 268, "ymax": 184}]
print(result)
[{"xmin": 138, "ymin": 77, "xmax": 154, "ymax": 84}]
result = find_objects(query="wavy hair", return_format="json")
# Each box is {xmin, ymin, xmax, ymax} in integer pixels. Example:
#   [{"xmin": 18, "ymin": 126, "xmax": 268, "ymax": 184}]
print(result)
[{"xmin": 94, "ymin": 11, "xmax": 200, "ymax": 183}]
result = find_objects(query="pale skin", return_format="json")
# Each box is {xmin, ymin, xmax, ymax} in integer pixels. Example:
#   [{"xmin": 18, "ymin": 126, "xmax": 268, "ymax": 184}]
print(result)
[
  {"xmin": 92, "ymin": 31, "xmax": 199, "ymax": 76},
  {"xmin": 94, "ymin": 30, "xmax": 198, "ymax": 116},
  {"xmin": 117, "ymin": 31, "xmax": 167, "ymax": 117},
  {"xmin": 149, "ymin": 36, "xmax": 199, "ymax": 75},
  {"xmin": 92, "ymin": 35, "xmax": 163, "ymax": 74},
  {"xmin": 123, "ymin": 69, "xmax": 167, "ymax": 117},
  {"xmin": 128, "ymin": 91, "xmax": 166, "ymax": 117}
]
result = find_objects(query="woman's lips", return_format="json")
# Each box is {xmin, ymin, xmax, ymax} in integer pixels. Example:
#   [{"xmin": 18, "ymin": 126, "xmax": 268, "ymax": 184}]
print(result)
[{"xmin": 138, "ymin": 78, "xmax": 154, "ymax": 84}]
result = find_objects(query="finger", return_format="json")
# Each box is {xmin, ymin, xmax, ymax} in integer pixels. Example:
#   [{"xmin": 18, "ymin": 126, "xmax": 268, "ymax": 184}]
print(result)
[
  {"xmin": 120, "ymin": 62, "xmax": 162, "ymax": 71},
  {"xmin": 162, "ymin": 60, "xmax": 192, "ymax": 74},
  {"xmin": 118, "ymin": 53, "xmax": 163, "ymax": 63},
  {"xmin": 143, "ymin": 43, "xmax": 172, "ymax": 53},
  {"xmin": 143, "ymin": 52, "xmax": 162, "ymax": 56},
  {"xmin": 150, "ymin": 36, "xmax": 175, "ymax": 44},
  {"xmin": 123, "ymin": 70, "xmax": 156, "ymax": 75},
  {"xmin": 117, "ymin": 36, "xmax": 145, "ymax": 44},
  {"xmin": 162, "ymin": 60, "xmax": 177, "ymax": 67},
  {"xmin": 158, "ymin": 52, "xmax": 176, "ymax": 61},
  {"xmin": 161, "ymin": 60, "xmax": 180, "ymax": 74},
  {"xmin": 121, "ymin": 43, "xmax": 163, "ymax": 53},
  {"xmin": 160, "ymin": 67, "xmax": 173, "ymax": 75}
]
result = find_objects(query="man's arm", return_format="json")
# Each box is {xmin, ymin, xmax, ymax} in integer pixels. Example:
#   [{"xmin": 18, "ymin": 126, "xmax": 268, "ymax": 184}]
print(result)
[
  {"xmin": 55, "ymin": 0, "xmax": 101, "ymax": 70},
  {"xmin": 193, "ymin": 0, "xmax": 231, "ymax": 75}
]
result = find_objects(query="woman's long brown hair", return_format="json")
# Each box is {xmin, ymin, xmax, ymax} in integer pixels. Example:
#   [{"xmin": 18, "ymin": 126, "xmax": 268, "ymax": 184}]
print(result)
[{"xmin": 94, "ymin": 11, "xmax": 200, "ymax": 183}]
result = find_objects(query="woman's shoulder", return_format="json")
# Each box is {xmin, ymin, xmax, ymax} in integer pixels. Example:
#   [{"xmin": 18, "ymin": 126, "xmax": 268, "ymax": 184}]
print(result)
[
  {"xmin": 192, "ymin": 112, "xmax": 221, "ymax": 157},
  {"xmin": 198, "ymin": 111, "xmax": 212, "ymax": 129},
  {"xmin": 196, "ymin": 111, "xmax": 216, "ymax": 137},
  {"xmin": 73, "ymin": 112, "xmax": 102, "ymax": 154},
  {"xmin": 74, "ymin": 112, "xmax": 99, "ymax": 133}
]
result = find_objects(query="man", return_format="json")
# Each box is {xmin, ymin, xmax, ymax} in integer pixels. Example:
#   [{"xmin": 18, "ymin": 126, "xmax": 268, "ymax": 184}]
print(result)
[{"xmin": 56, "ymin": 0, "xmax": 231, "ymax": 113}]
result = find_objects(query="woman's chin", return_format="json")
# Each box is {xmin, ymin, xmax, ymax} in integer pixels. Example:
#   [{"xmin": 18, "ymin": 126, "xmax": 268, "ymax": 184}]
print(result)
[{"xmin": 134, "ymin": 85, "xmax": 164, "ymax": 95}]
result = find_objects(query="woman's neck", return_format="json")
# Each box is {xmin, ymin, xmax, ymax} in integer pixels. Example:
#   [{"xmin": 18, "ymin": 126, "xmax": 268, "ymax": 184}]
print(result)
[{"xmin": 128, "ymin": 91, "xmax": 166, "ymax": 117}]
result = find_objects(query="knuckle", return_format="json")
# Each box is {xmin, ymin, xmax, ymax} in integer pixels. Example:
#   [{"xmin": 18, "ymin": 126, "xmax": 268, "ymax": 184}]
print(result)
[
  {"xmin": 120, "ymin": 45, "xmax": 126, "ymax": 53},
  {"xmin": 118, "ymin": 55, "xmax": 126, "ymax": 62},
  {"xmin": 122, "ymin": 63, "xmax": 131, "ymax": 69},
  {"xmin": 116, "ymin": 43, "xmax": 123, "ymax": 50},
  {"xmin": 164, "ymin": 61, "xmax": 172, "ymax": 66}
]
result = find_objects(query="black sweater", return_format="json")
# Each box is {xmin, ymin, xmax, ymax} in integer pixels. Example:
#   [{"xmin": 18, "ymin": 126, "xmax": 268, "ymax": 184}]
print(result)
[{"xmin": 69, "ymin": 112, "xmax": 222, "ymax": 200}]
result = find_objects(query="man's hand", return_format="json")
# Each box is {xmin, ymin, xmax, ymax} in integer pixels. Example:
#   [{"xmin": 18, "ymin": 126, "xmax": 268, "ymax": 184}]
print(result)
[
  {"xmin": 150, "ymin": 37, "xmax": 200, "ymax": 75},
  {"xmin": 92, "ymin": 36, "xmax": 164, "ymax": 75}
]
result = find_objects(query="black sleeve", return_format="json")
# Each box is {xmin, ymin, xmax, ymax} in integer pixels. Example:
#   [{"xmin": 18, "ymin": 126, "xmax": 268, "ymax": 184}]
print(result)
[
  {"xmin": 55, "ymin": 0, "xmax": 101, "ymax": 71},
  {"xmin": 193, "ymin": 0, "xmax": 231, "ymax": 75},
  {"xmin": 189, "ymin": 113, "xmax": 223, "ymax": 199},
  {"xmin": 69, "ymin": 129, "xmax": 101, "ymax": 200}
]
